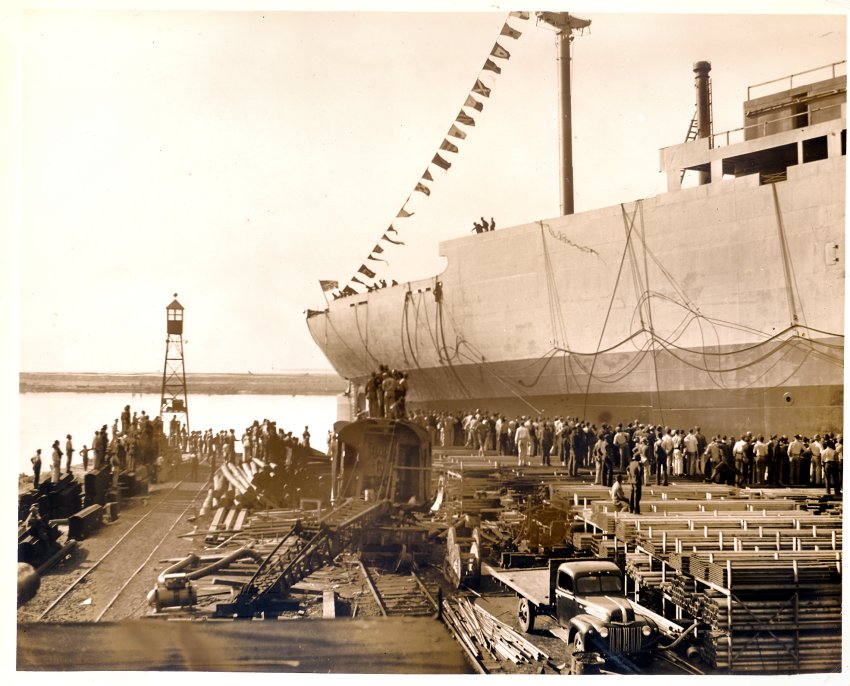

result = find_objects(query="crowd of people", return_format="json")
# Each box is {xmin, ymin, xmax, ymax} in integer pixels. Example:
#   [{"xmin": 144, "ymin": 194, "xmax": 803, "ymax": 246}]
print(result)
[
  {"xmin": 364, "ymin": 365, "xmax": 409, "ymax": 419},
  {"xmin": 30, "ymin": 404, "xmax": 165, "ymax": 490},
  {"xmin": 399, "ymin": 410, "xmax": 843, "ymax": 507},
  {"xmin": 30, "ymin": 402, "xmax": 321, "ymax": 490}
]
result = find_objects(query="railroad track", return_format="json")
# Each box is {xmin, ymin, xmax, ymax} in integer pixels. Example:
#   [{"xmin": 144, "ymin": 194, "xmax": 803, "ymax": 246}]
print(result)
[
  {"xmin": 360, "ymin": 564, "xmax": 440, "ymax": 617},
  {"xmin": 37, "ymin": 479, "xmax": 207, "ymax": 622}
]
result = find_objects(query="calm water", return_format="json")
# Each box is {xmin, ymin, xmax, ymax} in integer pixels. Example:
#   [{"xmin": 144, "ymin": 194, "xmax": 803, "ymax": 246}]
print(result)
[{"xmin": 18, "ymin": 392, "xmax": 339, "ymax": 476}]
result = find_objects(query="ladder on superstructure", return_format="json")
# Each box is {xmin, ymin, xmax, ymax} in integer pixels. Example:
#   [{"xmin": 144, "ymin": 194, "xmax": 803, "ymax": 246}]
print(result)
[{"xmin": 681, "ymin": 79, "xmax": 713, "ymax": 182}]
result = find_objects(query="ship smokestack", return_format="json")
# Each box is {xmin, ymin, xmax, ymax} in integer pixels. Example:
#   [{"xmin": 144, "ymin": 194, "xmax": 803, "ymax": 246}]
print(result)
[{"xmin": 693, "ymin": 60, "xmax": 712, "ymax": 185}]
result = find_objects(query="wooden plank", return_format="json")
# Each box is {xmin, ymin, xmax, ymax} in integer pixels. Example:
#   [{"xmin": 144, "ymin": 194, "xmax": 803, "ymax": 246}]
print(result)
[{"xmin": 322, "ymin": 590, "xmax": 336, "ymax": 618}]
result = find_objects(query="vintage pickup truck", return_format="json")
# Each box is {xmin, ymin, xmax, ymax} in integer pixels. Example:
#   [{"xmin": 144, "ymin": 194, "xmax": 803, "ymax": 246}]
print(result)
[{"xmin": 485, "ymin": 558, "xmax": 682, "ymax": 667}]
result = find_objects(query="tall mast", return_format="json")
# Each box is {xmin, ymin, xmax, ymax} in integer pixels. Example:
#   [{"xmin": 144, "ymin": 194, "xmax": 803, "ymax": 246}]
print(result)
[{"xmin": 538, "ymin": 12, "xmax": 591, "ymax": 216}]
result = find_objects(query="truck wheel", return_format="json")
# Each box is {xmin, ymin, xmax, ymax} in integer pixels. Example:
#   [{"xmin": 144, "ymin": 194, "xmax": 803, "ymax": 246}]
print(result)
[{"xmin": 517, "ymin": 597, "xmax": 536, "ymax": 633}]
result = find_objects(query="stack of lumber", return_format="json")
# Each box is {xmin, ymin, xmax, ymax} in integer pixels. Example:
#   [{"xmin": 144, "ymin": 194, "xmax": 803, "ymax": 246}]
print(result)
[
  {"xmin": 441, "ymin": 596, "xmax": 549, "ymax": 668},
  {"xmin": 697, "ymin": 552, "xmax": 842, "ymax": 673},
  {"xmin": 624, "ymin": 551, "xmax": 664, "ymax": 589}
]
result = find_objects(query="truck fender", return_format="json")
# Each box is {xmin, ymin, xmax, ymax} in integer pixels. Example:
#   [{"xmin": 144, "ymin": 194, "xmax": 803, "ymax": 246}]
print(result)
[{"xmin": 569, "ymin": 615, "xmax": 597, "ymax": 638}]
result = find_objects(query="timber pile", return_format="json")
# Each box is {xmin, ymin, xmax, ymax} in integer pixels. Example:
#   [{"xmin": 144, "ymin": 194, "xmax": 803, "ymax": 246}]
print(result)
[
  {"xmin": 442, "ymin": 596, "xmax": 549, "ymax": 670},
  {"xmin": 697, "ymin": 553, "xmax": 842, "ymax": 673}
]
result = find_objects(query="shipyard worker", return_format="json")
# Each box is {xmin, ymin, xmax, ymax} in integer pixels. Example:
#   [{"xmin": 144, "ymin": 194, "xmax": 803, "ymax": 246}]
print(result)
[
  {"xmin": 489, "ymin": 217, "xmax": 496, "ymax": 231},
  {"xmin": 381, "ymin": 373, "xmax": 398, "ymax": 419},
  {"xmin": 515, "ymin": 422, "xmax": 531, "ymax": 467},
  {"xmin": 31, "ymin": 449, "xmax": 42, "ymax": 489},
  {"xmin": 684, "ymin": 429, "xmax": 699, "ymax": 477},
  {"xmin": 121, "ymin": 405, "xmax": 131, "ymax": 435},
  {"xmin": 302, "ymin": 426, "xmax": 311, "ymax": 449},
  {"xmin": 592, "ymin": 436, "xmax": 608, "ymax": 485},
  {"xmin": 471, "ymin": 221, "xmax": 484, "ymax": 234},
  {"xmin": 610, "ymin": 474, "xmax": 629, "ymax": 512},
  {"xmin": 79, "ymin": 445, "xmax": 89, "ymax": 472},
  {"xmin": 809, "ymin": 435, "xmax": 823, "ymax": 486},
  {"xmin": 823, "ymin": 440, "xmax": 840, "ymax": 496},
  {"xmin": 51, "ymin": 440, "xmax": 62, "ymax": 483},
  {"xmin": 787, "ymin": 434, "xmax": 804, "ymax": 485},
  {"xmin": 627, "ymin": 455, "xmax": 643, "ymax": 514},
  {"xmin": 753, "ymin": 436, "xmax": 769, "ymax": 485},
  {"xmin": 65, "ymin": 434, "xmax": 75, "ymax": 475},
  {"xmin": 613, "ymin": 427, "xmax": 629, "ymax": 473},
  {"xmin": 702, "ymin": 437, "xmax": 720, "ymax": 482}
]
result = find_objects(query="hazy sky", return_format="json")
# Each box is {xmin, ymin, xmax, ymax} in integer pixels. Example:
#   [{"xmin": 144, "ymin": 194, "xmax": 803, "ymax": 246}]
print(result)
[{"xmin": 9, "ymin": 1, "xmax": 847, "ymax": 374}]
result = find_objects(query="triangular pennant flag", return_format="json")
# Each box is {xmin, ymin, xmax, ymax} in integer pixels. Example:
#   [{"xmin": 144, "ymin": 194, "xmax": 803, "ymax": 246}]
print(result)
[
  {"xmin": 414, "ymin": 182, "xmax": 431, "ymax": 196},
  {"xmin": 382, "ymin": 233, "xmax": 405, "ymax": 246},
  {"xmin": 319, "ymin": 279, "xmax": 339, "ymax": 292},
  {"xmin": 456, "ymin": 111, "xmax": 476, "ymax": 126},
  {"xmin": 367, "ymin": 253, "xmax": 388, "ymax": 264},
  {"xmin": 358, "ymin": 264, "xmax": 376, "ymax": 279},
  {"xmin": 472, "ymin": 79, "xmax": 491, "ymax": 98},
  {"xmin": 341, "ymin": 285, "xmax": 356, "ymax": 296},
  {"xmin": 397, "ymin": 207, "xmax": 414, "ymax": 218},
  {"xmin": 422, "ymin": 168, "xmax": 434, "ymax": 181},
  {"xmin": 440, "ymin": 139, "xmax": 459, "ymax": 154},
  {"xmin": 464, "ymin": 94, "xmax": 483, "ymax": 112},
  {"xmin": 501, "ymin": 23, "xmax": 522, "ymax": 39},
  {"xmin": 483, "ymin": 58, "xmax": 502, "ymax": 75},
  {"xmin": 447, "ymin": 124, "xmax": 467, "ymax": 140},
  {"xmin": 491, "ymin": 43, "xmax": 511, "ymax": 60},
  {"xmin": 509, "ymin": 11, "xmax": 530, "ymax": 20},
  {"xmin": 351, "ymin": 275, "xmax": 367, "ymax": 286},
  {"xmin": 387, "ymin": 225, "xmax": 398, "ymax": 234},
  {"xmin": 372, "ymin": 244, "xmax": 384, "ymax": 254},
  {"xmin": 431, "ymin": 153, "xmax": 451, "ymax": 171}
]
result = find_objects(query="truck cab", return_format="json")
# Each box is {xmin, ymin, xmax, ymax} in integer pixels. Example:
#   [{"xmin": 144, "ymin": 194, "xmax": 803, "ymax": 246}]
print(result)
[{"xmin": 554, "ymin": 560, "xmax": 660, "ymax": 657}]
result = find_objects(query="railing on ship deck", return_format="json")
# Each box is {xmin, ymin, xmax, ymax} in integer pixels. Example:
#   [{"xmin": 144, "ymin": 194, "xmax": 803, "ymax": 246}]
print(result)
[
  {"xmin": 710, "ymin": 102, "xmax": 845, "ymax": 149},
  {"xmin": 747, "ymin": 60, "xmax": 847, "ymax": 100}
]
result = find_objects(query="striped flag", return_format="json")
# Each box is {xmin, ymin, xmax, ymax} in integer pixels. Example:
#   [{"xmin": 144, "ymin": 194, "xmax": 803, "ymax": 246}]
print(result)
[
  {"xmin": 415, "ymin": 182, "xmax": 431, "ymax": 196},
  {"xmin": 456, "ymin": 111, "xmax": 475, "ymax": 126}
]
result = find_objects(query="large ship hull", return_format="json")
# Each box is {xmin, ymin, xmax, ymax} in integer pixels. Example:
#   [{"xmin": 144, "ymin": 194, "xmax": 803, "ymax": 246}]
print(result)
[{"xmin": 308, "ymin": 84, "xmax": 845, "ymax": 438}]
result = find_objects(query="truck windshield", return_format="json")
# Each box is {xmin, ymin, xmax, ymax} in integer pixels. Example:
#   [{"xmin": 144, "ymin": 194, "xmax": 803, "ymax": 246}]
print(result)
[{"xmin": 575, "ymin": 573, "xmax": 623, "ymax": 594}]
